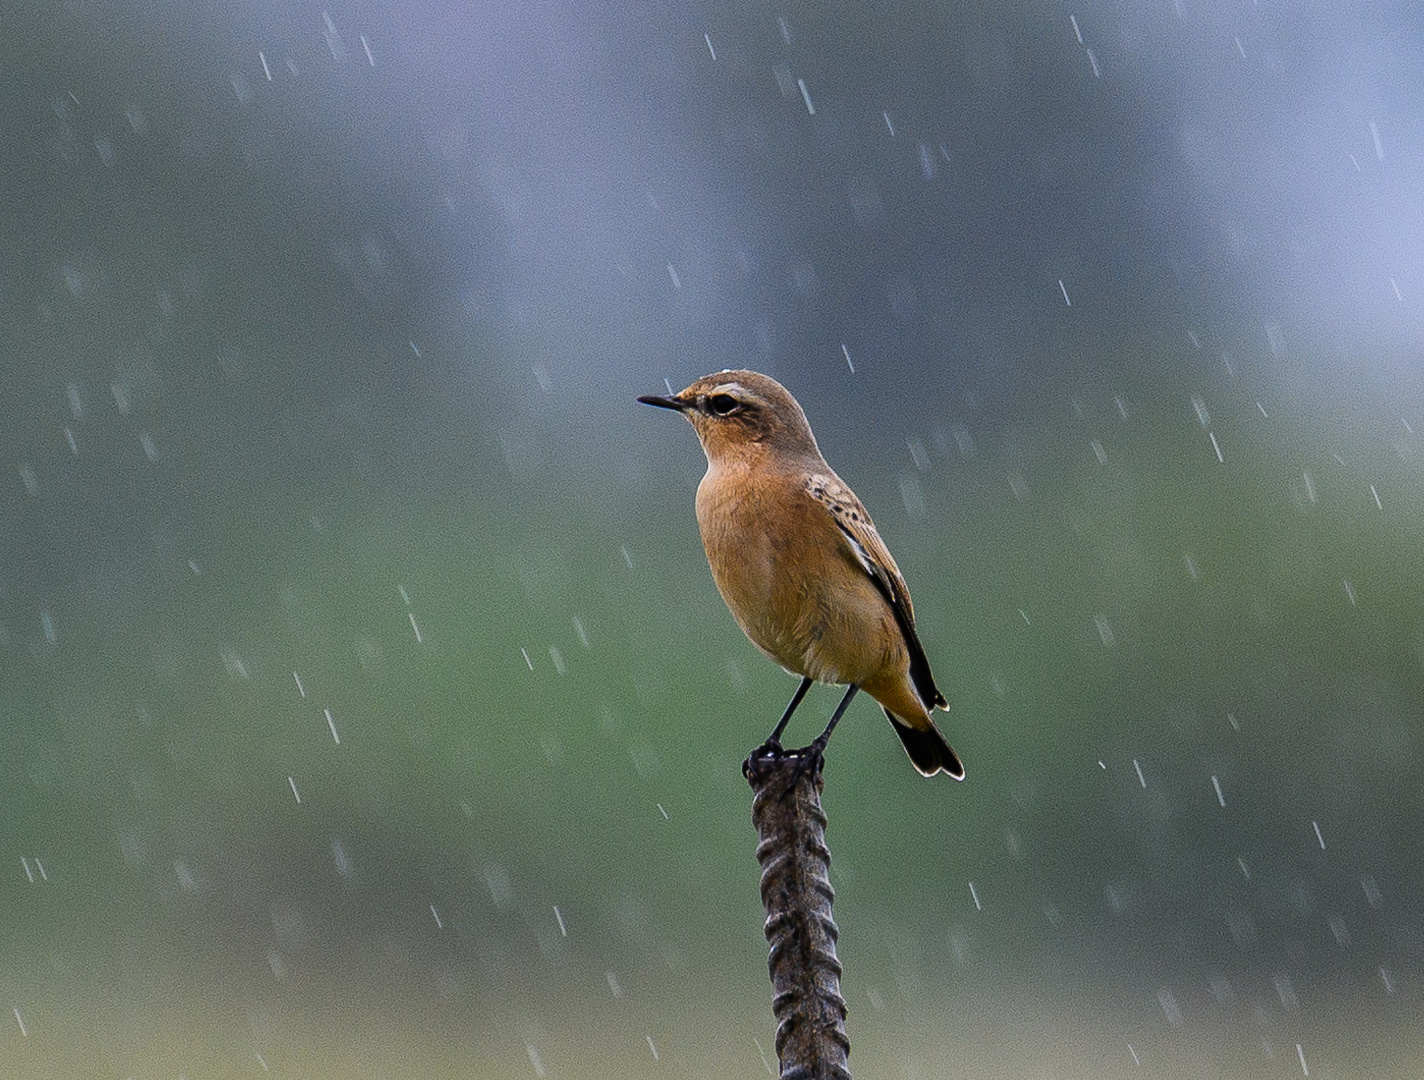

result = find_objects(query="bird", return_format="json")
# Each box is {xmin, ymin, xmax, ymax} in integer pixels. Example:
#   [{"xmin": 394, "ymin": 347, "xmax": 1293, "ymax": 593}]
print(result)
[{"xmin": 638, "ymin": 369, "xmax": 963, "ymax": 779}]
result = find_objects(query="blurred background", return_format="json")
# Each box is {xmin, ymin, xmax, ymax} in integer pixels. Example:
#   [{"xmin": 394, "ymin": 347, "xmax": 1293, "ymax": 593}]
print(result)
[{"xmin": 3, "ymin": 0, "xmax": 1423, "ymax": 1076}]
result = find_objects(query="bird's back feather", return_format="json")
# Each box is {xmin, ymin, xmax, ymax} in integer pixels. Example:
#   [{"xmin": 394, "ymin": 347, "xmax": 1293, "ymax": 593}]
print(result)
[{"xmin": 805, "ymin": 472, "xmax": 947, "ymax": 712}]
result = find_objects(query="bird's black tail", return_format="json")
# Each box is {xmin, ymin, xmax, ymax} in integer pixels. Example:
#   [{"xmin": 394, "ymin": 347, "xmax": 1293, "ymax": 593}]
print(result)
[{"xmin": 885, "ymin": 709, "xmax": 965, "ymax": 779}]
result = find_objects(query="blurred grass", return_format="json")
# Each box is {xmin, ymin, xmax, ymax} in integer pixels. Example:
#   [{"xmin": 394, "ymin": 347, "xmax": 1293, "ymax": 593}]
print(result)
[{"xmin": 5, "ymin": 324, "xmax": 1423, "ymax": 1077}]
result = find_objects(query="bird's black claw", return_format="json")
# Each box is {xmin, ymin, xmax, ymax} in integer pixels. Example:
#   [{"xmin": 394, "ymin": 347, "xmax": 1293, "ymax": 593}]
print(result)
[
  {"xmin": 773, "ymin": 737, "xmax": 827, "ymax": 799},
  {"xmin": 742, "ymin": 739, "xmax": 787, "ymax": 780}
]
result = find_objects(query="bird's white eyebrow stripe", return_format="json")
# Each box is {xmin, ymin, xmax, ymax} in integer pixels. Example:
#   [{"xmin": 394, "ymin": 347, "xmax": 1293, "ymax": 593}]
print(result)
[{"xmin": 710, "ymin": 382, "xmax": 746, "ymax": 396}]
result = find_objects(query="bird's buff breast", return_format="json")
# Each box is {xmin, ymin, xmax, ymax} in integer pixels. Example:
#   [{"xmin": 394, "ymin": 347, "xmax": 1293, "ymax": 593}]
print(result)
[{"xmin": 694, "ymin": 466, "xmax": 898, "ymax": 685}]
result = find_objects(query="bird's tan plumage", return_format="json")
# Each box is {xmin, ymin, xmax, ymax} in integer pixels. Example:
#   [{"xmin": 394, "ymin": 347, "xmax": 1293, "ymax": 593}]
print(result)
[{"xmin": 639, "ymin": 369, "xmax": 963, "ymax": 779}]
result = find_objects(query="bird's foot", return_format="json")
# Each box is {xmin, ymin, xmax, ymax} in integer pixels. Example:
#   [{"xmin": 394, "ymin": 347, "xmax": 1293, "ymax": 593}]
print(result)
[
  {"xmin": 742, "ymin": 739, "xmax": 787, "ymax": 780},
  {"xmin": 778, "ymin": 735, "xmax": 828, "ymax": 798}
]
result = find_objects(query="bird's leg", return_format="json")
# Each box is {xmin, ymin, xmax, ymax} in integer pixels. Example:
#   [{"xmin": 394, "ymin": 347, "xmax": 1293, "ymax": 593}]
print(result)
[
  {"xmin": 745, "ymin": 676, "xmax": 814, "ymax": 779},
  {"xmin": 785, "ymin": 683, "xmax": 860, "ymax": 788},
  {"xmin": 764, "ymin": 675, "xmax": 814, "ymax": 750}
]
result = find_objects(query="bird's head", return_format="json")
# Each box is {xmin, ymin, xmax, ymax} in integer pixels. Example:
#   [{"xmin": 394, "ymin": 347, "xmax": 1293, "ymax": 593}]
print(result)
[{"xmin": 637, "ymin": 369, "xmax": 822, "ymax": 465}]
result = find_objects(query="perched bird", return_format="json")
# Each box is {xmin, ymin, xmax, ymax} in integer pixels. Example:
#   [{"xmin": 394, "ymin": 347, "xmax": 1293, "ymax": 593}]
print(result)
[{"xmin": 638, "ymin": 369, "xmax": 963, "ymax": 779}]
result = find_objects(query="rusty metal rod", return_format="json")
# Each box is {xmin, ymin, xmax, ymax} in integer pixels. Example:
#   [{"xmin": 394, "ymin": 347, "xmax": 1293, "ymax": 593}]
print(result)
[{"xmin": 746, "ymin": 749, "xmax": 851, "ymax": 1080}]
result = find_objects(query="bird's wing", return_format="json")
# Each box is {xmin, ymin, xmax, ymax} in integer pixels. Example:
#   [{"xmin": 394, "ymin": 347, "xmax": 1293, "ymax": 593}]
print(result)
[{"xmin": 804, "ymin": 472, "xmax": 947, "ymax": 710}]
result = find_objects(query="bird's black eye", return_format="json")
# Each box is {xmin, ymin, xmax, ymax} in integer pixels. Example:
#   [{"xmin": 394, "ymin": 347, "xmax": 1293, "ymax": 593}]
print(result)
[{"xmin": 708, "ymin": 393, "xmax": 740, "ymax": 416}]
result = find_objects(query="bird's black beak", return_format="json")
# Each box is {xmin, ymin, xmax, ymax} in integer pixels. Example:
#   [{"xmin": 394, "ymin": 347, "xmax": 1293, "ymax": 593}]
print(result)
[{"xmin": 637, "ymin": 394, "xmax": 687, "ymax": 412}]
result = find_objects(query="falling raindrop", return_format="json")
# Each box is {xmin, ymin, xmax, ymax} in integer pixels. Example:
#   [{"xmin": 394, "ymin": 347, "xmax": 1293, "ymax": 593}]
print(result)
[{"xmin": 797, "ymin": 78, "xmax": 815, "ymax": 115}]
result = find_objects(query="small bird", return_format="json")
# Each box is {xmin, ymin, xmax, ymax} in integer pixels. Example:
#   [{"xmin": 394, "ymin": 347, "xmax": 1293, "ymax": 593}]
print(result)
[{"xmin": 638, "ymin": 369, "xmax": 963, "ymax": 779}]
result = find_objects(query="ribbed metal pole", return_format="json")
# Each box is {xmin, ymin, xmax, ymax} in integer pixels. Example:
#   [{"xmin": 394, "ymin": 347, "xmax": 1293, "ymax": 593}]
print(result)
[{"xmin": 745, "ymin": 750, "xmax": 851, "ymax": 1080}]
